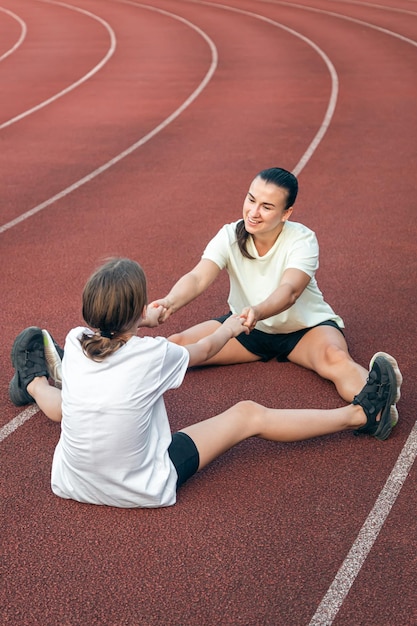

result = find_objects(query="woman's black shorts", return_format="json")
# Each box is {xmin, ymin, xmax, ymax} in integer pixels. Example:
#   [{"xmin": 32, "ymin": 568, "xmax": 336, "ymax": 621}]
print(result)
[{"xmin": 214, "ymin": 313, "xmax": 344, "ymax": 362}]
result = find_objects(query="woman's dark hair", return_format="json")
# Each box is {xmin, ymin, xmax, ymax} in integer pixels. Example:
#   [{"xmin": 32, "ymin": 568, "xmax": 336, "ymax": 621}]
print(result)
[
  {"xmin": 81, "ymin": 257, "xmax": 147, "ymax": 361},
  {"xmin": 236, "ymin": 167, "xmax": 298, "ymax": 259}
]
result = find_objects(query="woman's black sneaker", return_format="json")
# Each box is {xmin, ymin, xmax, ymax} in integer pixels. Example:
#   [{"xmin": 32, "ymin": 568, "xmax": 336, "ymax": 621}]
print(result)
[
  {"xmin": 9, "ymin": 327, "xmax": 49, "ymax": 406},
  {"xmin": 353, "ymin": 355, "xmax": 397, "ymax": 441}
]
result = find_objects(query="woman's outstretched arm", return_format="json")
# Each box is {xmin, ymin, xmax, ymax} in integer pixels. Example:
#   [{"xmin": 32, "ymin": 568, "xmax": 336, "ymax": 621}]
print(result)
[{"xmin": 150, "ymin": 259, "xmax": 221, "ymax": 323}]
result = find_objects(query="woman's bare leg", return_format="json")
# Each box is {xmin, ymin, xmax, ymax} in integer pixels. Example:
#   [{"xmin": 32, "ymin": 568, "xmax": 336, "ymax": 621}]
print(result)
[
  {"xmin": 169, "ymin": 320, "xmax": 260, "ymax": 365},
  {"xmin": 181, "ymin": 400, "xmax": 366, "ymax": 470},
  {"xmin": 288, "ymin": 325, "xmax": 367, "ymax": 402},
  {"xmin": 27, "ymin": 377, "xmax": 62, "ymax": 423}
]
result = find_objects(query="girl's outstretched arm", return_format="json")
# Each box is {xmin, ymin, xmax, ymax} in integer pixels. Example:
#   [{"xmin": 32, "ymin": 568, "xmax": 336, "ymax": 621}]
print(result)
[{"xmin": 185, "ymin": 315, "xmax": 248, "ymax": 367}]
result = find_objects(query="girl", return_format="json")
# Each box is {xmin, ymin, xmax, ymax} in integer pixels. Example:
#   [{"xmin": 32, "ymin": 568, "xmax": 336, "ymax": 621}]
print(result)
[{"xmin": 9, "ymin": 258, "xmax": 401, "ymax": 509}]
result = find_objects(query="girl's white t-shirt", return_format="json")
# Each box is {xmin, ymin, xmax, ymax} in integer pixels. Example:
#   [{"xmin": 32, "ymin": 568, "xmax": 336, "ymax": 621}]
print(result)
[
  {"xmin": 51, "ymin": 328, "xmax": 189, "ymax": 508},
  {"xmin": 202, "ymin": 220, "xmax": 344, "ymax": 333}
]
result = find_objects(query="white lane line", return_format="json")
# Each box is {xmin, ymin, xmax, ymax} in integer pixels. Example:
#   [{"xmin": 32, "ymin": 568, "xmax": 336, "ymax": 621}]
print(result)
[
  {"xmin": 309, "ymin": 420, "xmax": 417, "ymax": 625},
  {"xmin": 256, "ymin": 1, "xmax": 417, "ymax": 621},
  {"xmin": 0, "ymin": 405, "xmax": 39, "ymax": 442},
  {"xmin": 0, "ymin": 3, "xmax": 218, "ymax": 437},
  {"xmin": 0, "ymin": 2, "xmax": 217, "ymax": 236},
  {"xmin": 189, "ymin": 0, "xmax": 339, "ymax": 178},
  {"xmin": 266, "ymin": 0, "xmax": 417, "ymax": 48},
  {"xmin": 329, "ymin": 0, "xmax": 417, "ymax": 17},
  {"xmin": 0, "ymin": 0, "xmax": 116, "ymax": 130},
  {"xmin": 0, "ymin": 8, "xmax": 27, "ymax": 61}
]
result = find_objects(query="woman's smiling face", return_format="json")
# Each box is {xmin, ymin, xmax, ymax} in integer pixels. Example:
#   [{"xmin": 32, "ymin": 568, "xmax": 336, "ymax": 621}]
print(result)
[{"xmin": 243, "ymin": 176, "xmax": 293, "ymax": 240}]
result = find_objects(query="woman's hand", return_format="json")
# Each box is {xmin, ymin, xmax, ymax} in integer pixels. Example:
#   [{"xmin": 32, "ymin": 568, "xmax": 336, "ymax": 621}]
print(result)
[{"xmin": 222, "ymin": 314, "xmax": 250, "ymax": 337}]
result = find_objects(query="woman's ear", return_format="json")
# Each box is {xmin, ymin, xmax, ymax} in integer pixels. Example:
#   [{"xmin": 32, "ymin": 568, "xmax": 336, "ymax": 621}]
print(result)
[{"xmin": 283, "ymin": 206, "xmax": 294, "ymax": 221}]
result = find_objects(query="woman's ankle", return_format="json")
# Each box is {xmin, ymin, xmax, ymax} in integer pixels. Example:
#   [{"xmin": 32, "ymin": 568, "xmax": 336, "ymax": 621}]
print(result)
[{"xmin": 349, "ymin": 404, "xmax": 367, "ymax": 429}]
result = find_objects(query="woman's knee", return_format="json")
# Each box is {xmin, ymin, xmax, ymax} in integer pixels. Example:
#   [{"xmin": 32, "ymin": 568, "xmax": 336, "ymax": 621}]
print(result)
[
  {"xmin": 316, "ymin": 343, "xmax": 355, "ymax": 381},
  {"xmin": 168, "ymin": 331, "xmax": 186, "ymax": 345},
  {"xmin": 323, "ymin": 342, "xmax": 351, "ymax": 367}
]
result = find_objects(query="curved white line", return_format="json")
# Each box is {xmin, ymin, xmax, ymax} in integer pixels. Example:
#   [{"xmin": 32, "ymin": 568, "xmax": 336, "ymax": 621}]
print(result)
[
  {"xmin": 0, "ymin": 3, "xmax": 218, "ymax": 235},
  {"xmin": 251, "ymin": 2, "xmax": 417, "ymax": 622},
  {"xmin": 0, "ymin": 0, "xmax": 117, "ymax": 130},
  {"xmin": 0, "ymin": 8, "xmax": 27, "ymax": 61},
  {"xmin": 329, "ymin": 0, "xmax": 417, "ymax": 17},
  {"xmin": 265, "ymin": 0, "xmax": 417, "ymax": 48},
  {"xmin": 1, "ymin": 9, "xmax": 415, "ymax": 624},
  {"xmin": 185, "ymin": 0, "xmax": 339, "ymax": 178}
]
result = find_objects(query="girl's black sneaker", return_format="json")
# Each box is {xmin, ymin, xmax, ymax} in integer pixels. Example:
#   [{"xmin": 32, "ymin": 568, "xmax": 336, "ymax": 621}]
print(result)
[{"xmin": 9, "ymin": 327, "xmax": 49, "ymax": 406}]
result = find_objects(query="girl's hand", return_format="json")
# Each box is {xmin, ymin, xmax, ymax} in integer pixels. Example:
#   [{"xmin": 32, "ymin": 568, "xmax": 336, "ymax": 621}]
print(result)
[
  {"xmin": 223, "ymin": 314, "xmax": 250, "ymax": 337},
  {"xmin": 240, "ymin": 307, "xmax": 259, "ymax": 331},
  {"xmin": 141, "ymin": 304, "xmax": 165, "ymax": 328},
  {"xmin": 148, "ymin": 299, "xmax": 172, "ymax": 323}
]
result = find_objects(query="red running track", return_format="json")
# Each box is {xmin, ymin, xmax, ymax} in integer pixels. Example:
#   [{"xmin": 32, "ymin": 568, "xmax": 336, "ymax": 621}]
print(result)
[{"xmin": 1, "ymin": 1, "xmax": 416, "ymax": 624}]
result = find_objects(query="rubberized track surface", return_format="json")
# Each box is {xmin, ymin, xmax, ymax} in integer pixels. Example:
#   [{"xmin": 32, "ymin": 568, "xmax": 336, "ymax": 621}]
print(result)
[{"xmin": 1, "ymin": 1, "xmax": 416, "ymax": 624}]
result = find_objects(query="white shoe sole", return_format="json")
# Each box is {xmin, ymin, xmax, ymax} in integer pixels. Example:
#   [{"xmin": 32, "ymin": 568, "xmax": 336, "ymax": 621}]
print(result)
[
  {"xmin": 42, "ymin": 329, "xmax": 63, "ymax": 389},
  {"xmin": 369, "ymin": 352, "xmax": 402, "ymax": 427}
]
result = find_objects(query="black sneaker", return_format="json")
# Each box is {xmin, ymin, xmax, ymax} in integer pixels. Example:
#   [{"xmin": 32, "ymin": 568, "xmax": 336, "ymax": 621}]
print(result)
[
  {"xmin": 369, "ymin": 351, "xmax": 402, "ymax": 427},
  {"xmin": 353, "ymin": 355, "xmax": 397, "ymax": 441},
  {"xmin": 42, "ymin": 329, "xmax": 63, "ymax": 389},
  {"xmin": 9, "ymin": 327, "xmax": 49, "ymax": 406}
]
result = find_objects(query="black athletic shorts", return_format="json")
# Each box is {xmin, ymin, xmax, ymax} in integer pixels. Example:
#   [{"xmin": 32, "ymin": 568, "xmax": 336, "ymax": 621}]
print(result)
[
  {"xmin": 214, "ymin": 313, "xmax": 344, "ymax": 362},
  {"xmin": 168, "ymin": 432, "xmax": 200, "ymax": 489}
]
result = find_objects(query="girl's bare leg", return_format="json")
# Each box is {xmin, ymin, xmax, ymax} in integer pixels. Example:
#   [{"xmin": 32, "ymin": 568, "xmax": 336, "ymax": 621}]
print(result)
[
  {"xmin": 27, "ymin": 377, "xmax": 62, "ymax": 423},
  {"xmin": 181, "ymin": 400, "xmax": 366, "ymax": 470}
]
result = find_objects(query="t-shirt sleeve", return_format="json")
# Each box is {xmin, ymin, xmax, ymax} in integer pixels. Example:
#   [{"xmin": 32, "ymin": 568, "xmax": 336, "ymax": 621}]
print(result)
[
  {"xmin": 201, "ymin": 224, "xmax": 235, "ymax": 270},
  {"xmin": 159, "ymin": 340, "xmax": 190, "ymax": 393},
  {"xmin": 284, "ymin": 227, "xmax": 319, "ymax": 277}
]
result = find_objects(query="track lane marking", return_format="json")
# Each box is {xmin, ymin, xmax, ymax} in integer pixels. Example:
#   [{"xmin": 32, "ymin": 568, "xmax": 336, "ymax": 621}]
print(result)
[
  {"xmin": 252, "ymin": 1, "xmax": 417, "ymax": 621},
  {"xmin": 265, "ymin": 0, "xmax": 417, "ymax": 47},
  {"xmin": 1, "ymin": 7, "xmax": 416, "ymax": 621},
  {"xmin": 0, "ymin": 0, "xmax": 218, "ymax": 433},
  {"xmin": 329, "ymin": 0, "xmax": 417, "ymax": 17},
  {"xmin": 0, "ymin": 0, "xmax": 116, "ymax": 130},
  {"xmin": 0, "ymin": 2, "xmax": 217, "ymax": 235},
  {"xmin": 186, "ymin": 0, "xmax": 339, "ymax": 177},
  {"xmin": 0, "ymin": 405, "xmax": 39, "ymax": 442},
  {"xmin": 309, "ymin": 420, "xmax": 417, "ymax": 625},
  {"xmin": 0, "ymin": 7, "xmax": 27, "ymax": 61}
]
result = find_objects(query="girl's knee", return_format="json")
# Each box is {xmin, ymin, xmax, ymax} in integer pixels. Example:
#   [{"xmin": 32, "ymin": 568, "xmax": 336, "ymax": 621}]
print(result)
[
  {"xmin": 236, "ymin": 399, "xmax": 261, "ymax": 411},
  {"xmin": 235, "ymin": 400, "xmax": 266, "ymax": 430}
]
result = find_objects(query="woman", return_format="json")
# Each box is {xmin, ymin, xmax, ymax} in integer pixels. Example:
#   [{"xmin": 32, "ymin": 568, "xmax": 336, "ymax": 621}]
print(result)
[{"xmin": 152, "ymin": 167, "xmax": 393, "ymax": 409}]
